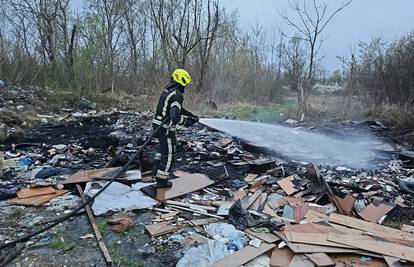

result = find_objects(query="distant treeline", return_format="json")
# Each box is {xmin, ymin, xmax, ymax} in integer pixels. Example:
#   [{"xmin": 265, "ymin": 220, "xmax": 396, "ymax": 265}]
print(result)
[
  {"xmin": 0, "ymin": 0, "xmax": 412, "ymax": 115},
  {"xmin": 0, "ymin": 0, "xmax": 284, "ymax": 105}
]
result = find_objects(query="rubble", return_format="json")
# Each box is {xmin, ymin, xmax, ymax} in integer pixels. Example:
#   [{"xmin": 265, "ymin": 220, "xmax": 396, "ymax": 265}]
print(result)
[{"xmin": 1, "ymin": 111, "xmax": 414, "ymax": 266}]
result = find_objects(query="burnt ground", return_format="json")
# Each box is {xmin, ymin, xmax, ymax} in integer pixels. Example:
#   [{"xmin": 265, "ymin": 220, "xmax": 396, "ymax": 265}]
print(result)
[
  {"xmin": 1, "ymin": 112, "xmax": 414, "ymax": 267},
  {"xmin": 0, "ymin": 112, "xmax": 253, "ymax": 267}
]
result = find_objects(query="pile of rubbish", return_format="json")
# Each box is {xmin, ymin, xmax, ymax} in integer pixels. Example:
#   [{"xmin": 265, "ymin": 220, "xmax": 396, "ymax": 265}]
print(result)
[{"xmin": 1, "ymin": 111, "xmax": 414, "ymax": 266}]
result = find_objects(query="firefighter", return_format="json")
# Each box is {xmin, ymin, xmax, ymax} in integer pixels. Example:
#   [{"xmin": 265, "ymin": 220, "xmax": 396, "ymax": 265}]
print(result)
[{"xmin": 152, "ymin": 69, "xmax": 199, "ymax": 188}]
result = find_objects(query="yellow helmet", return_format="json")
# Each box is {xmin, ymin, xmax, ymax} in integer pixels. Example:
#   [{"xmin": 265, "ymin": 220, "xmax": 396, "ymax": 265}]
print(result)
[{"xmin": 172, "ymin": 69, "xmax": 191, "ymax": 87}]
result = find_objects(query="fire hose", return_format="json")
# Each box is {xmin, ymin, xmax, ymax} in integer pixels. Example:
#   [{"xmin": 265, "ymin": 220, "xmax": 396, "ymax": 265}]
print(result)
[{"xmin": 0, "ymin": 118, "xmax": 169, "ymax": 250}]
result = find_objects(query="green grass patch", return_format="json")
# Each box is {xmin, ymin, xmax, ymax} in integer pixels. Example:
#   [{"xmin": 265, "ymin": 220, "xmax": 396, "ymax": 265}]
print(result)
[
  {"xmin": 217, "ymin": 101, "xmax": 296, "ymax": 122},
  {"xmin": 10, "ymin": 207, "xmax": 25, "ymax": 219},
  {"xmin": 109, "ymin": 244, "xmax": 143, "ymax": 267},
  {"xmin": 50, "ymin": 238, "xmax": 74, "ymax": 251},
  {"xmin": 97, "ymin": 221, "xmax": 109, "ymax": 235}
]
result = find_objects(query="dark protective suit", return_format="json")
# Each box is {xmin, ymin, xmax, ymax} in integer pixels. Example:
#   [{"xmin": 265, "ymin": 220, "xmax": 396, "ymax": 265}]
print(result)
[{"xmin": 152, "ymin": 81, "xmax": 196, "ymax": 180}]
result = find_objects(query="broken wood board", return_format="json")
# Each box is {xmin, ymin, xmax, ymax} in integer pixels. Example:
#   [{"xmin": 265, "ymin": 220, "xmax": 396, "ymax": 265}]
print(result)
[
  {"xmin": 142, "ymin": 173, "xmax": 215, "ymax": 201},
  {"xmin": 284, "ymin": 222, "xmax": 336, "ymax": 234},
  {"xmin": 8, "ymin": 190, "xmax": 69, "ymax": 206},
  {"xmin": 305, "ymin": 253, "xmax": 335, "ymax": 267},
  {"xmin": 189, "ymin": 218, "xmax": 220, "ymax": 226},
  {"xmin": 277, "ymin": 176, "xmax": 298, "ymax": 196},
  {"xmin": 288, "ymin": 254, "xmax": 315, "ymax": 267},
  {"xmin": 62, "ymin": 168, "xmax": 119, "ymax": 184},
  {"xmin": 166, "ymin": 204, "xmax": 224, "ymax": 219},
  {"xmin": 263, "ymin": 203, "xmax": 278, "ymax": 217},
  {"xmin": 232, "ymin": 189, "xmax": 247, "ymax": 201},
  {"xmin": 245, "ymin": 228, "xmax": 280, "ymax": 243},
  {"xmin": 217, "ymin": 202, "xmax": 234, "ymax": 216},
  {"xmin": 268, "ymin": 197, "xmax": 288, "ymax": 210},
  {"xmin": 334, "ymin": 194, "xmax": 356, "ymax": 214},
  {"xmin": 401, "ymin": 224, "xmax": 414, "ymax": 234},
  {"xmin": 357, "ymin": 202, "xmax": 395, "ymax": 223},
  {"xmin": 145, "ymin": 222, "xmax": 177, "ymax": 237},
  {"xmin": 242, "ymin": 188, "xmax": 263, "ymax": 210},
  {"xmin": 304, "ymin": 209, "xmax": 329, "ymax": 222},
  {"xmin": 249, "ymin": 192, "xmax": 267, "ymax": 210},
  {"xmin": 287, "ymin": 243, "xmax": 362, "ymax": 254},
  {"xmin": 76, "ymin": 184, "xmax": 112, "ymax": 265},
  {"xmin": 16, "ymin": 186, "xmax": 56, "ymax": 199},
  {"xmin": 285, "ymin": 232, "xmax": 351, "ymax": 248},
  {"xmin": 331, "ymin": 254, "xmax": 388, "ymax": 267},
  {"xmin": 244, "ymin": 174, "xmax": 258, "ymax": 183},
  {"xmin": 270, "ymin": 247, "xmax": 294, "ymax": 267},
  {"xmin": 165, "ymin": 200, "xmax": 217, "ymax": 211},
  {"xmin": 213, "ymin": 243, "xmax": 275, "ymax": 267},
  {"xmin": 329, "ymin": 213, "xmax": 414, "ymax": 242},
  {"xmin": 327, "ymin": 232, "xmax": 414, "ymax": 263},
  {"xmin": 383, "ymin": 256, "xmax": 402, "ymax": 267}
]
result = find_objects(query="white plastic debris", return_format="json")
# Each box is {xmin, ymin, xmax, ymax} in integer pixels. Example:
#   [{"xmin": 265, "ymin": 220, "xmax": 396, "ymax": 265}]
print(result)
[
  {"xmin": 176, "ymin": 240, "xmax": 229, "ymax": 267},
  {"xmin": 249, "ymin": 238, "xmax": 261, "ymax": 248},
  {"xmin": 204, "ymin": 222, "xmax": 246, "ymax": 250},
  {"xmin": 84, "ymin": 181, "xmax": 158, "ymax": 215}
]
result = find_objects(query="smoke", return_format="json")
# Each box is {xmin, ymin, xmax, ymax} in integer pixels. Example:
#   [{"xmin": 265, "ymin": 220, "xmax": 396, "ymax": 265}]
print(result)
[{"xmin": 200, "ymin": 118, "xmax": 393, "ymax": 169}]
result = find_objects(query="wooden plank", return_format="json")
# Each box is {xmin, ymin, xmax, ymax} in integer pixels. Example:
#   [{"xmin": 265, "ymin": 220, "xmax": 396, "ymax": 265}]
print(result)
[
  {"xmin": 245, "ymin": 229, "xmax": 280, "ymax": 243},
  {"xmin": 145, "ymin": 222, "xmax": 177, "ymax": 237},
  {"xmin": 332, "ymin": 254, "xmax": 388, "ymax": 267},
  {"xmin": 327, "ymin": 232, "xmax": 414, "ymax": 263},
  {"xmin": 165, "ymin": 200, "xmax": 217, "ymax": 211},
  {"xmin": 304, "ymin": 209, "xmax": 329, "ymax": 222},
  {"xmin": 286, "ymin": 232, "xmax": 351, "ymax": 248},
  {"xmin": 62, "ymin": 168, "xmax": 119, "ymax": 184},
  {"xmin": 17, "ymin": 187, "xmax": 56, "ymax": 199},
  {"xmin": 8, "ymin": 190, "xmax": 68, "ymax": 206},
  {"xmin": 151, "ymin": 174, "xmax": 215, "ymax": 201},
  {"xmin": 213, "ymin": 243, "xmax": 275, "ymax": 267},
  {"xmin": 401, "ymin": 224, "xmax": 414, "ymax": 234},
  {"xmin": 76, "ymin": 184, "xmax": 112, "ymax": 265},
  {"xmin": 287, "ymin": 243, "xmax": 362, "ymax": 254},
  {"xmin": 288, "ymin": 254, "xmax": 315, "ymax": 267},
  {"xmin": 242, "ymin": 189, "xmax": 263, "ymax": 210},
  {"xmin": 166, "ymin": 204, "xmax": 224, "ymax": 219},
  {"xmin": 305, "ymin": 253, "xmax": 335, "ymax": 267},
  {"xmin": 189, "ymin": 218, "xmax": 220, "ymax": 226},
  {"xmin": 244, "ymin": 174, "xmax": 258, "ymax": 182},
  {"xmin": 277, "ymin": 176, "xmax": 298, "ymax": 196},
  {"xmin": 284, "ymin": 222, "xmax": 336, "ymax": 234},
  {"xmin": 270, "ymin": 248, "xmax": 294, "ymax": 267},
  {"xmin": 329, "ymin": 213, "xmax": 414, "ymax": 242},
  {"xmin": 334, "ymin": 194, "xmax": 355, "ymax": 214},
  {"xmin": 383, "ymin": 256, "xmax": 402, "ymax": 267},
  {"xmin": 358, "ymin": 203, "xmax": 395, "ymax": 223}
]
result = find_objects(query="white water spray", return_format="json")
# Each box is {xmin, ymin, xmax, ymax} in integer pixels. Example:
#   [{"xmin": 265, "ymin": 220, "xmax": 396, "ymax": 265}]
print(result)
[{"xmin": 200, "ymin": 118, "xmax": 393, "ymax": 169}]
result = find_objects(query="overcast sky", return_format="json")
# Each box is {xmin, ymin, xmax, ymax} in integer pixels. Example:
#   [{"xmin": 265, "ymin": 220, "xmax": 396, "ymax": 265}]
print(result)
[{"xmin": 221, "ymin": 0, "xmax": 414, "ymax": 72}]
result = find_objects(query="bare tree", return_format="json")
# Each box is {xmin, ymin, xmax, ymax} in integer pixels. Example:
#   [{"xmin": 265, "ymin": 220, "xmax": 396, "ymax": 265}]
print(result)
[
  {"xmin": 149, "ymin": 0, "xmax": 220, "ymax": 73},
  {"xmin": 278, "ymin": 0, "xmax": 352, "ymax": 116}
]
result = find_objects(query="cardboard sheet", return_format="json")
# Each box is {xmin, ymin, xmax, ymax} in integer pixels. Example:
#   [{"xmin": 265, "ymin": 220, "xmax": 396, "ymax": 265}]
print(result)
[
  {"xmin": 213, "ymin": 243, "xmax": 275, "ymax": 267},
  {"xmin": 62, "ymin": 168, "xmax": 119, "ymax": 184},
  {"xmin": 8, "ymin": 190, "xmax": 69, "ymax": 206},
  {"xmin": 305, "ymin": 253, "xmax": 335, "ymax": 267},
  {"xmin": 329, "ymin": 213, "xmax": 414, "ymax": 242},
  {"xmin": 142, "ymin": 173, "xmax": 215, "ymax": 201},
  {"xmin": 270, "ymin": 248, "xmax": 294, "ymax": 267},
  {"xmin": 327, "ymin": 232, "xmax": 414, "ymax": 262},
  {"xmin": 277, "ymin": 176, "xmax": 298, "ymax": 196},
  {"xmin": 16, "ymin": 186, "xmax": 56, "ymax": 199},
  {"xmin": 357, "ymin": 202, "xmax": 395, "ymax": 223},
  {"xmin": 145, "ymin": 222, "xmax": 177, "ymax": 237}
]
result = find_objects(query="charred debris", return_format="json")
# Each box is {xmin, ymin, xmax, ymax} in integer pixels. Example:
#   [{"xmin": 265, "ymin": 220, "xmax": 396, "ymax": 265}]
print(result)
[{"xmin": 1, "ymin": 111, "xmax": 414, "ymax": 266}]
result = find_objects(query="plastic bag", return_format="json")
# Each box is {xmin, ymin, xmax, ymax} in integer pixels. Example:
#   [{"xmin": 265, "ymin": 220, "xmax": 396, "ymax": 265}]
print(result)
[{"xmin": 176, "ymin": 240, "xmax": 229, "ymax": 267}]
